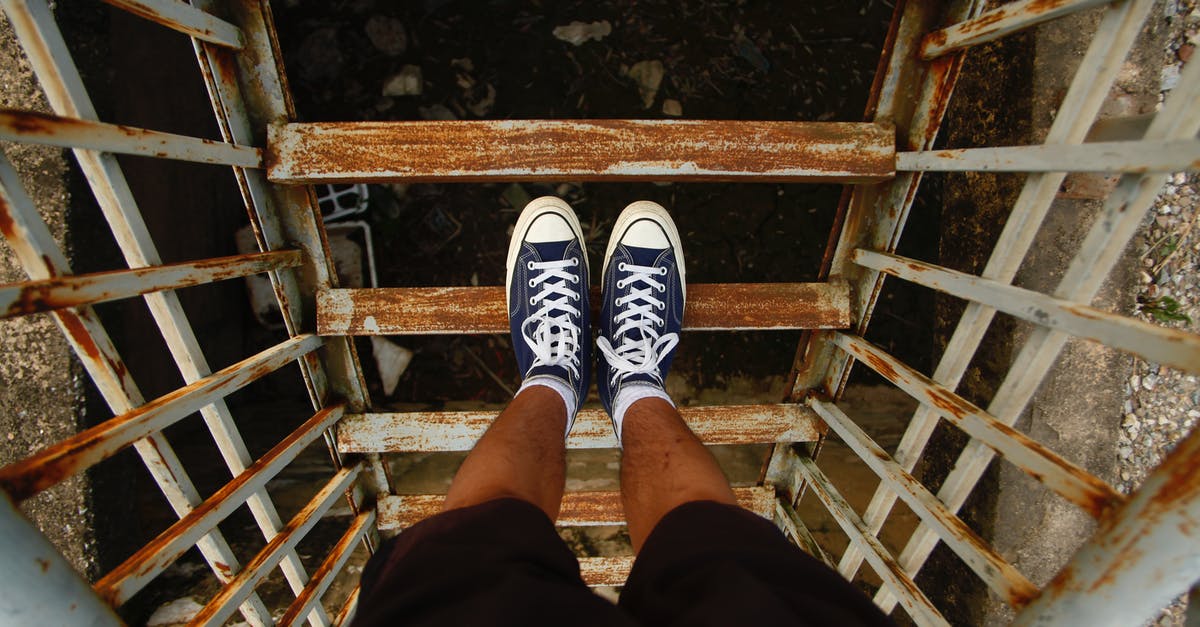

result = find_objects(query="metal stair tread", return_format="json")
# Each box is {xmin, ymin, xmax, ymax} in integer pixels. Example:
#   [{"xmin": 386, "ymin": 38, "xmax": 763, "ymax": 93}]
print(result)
[
  {"xmin": 267, "ymin": 120, "xmax": 895, "ymax": 183},
  {"xmin": 317, "ymin": 282, "xmax": 850, "ymax": 335},
  {"xmin": 336, "ymin": 404, "xmax": 825, "ymax": 453}
]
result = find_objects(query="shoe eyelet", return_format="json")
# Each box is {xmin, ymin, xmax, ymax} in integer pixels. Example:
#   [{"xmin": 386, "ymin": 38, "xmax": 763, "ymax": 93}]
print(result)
[
  {"xmin": 571, "ymin": 258, "xmax": 579, "ymax": 266},
  {"xmin": 570, "ymin": 276, "xmax": 579, "ymax": 284},
  {"xmin": 527, "ymin": 261, "xmax": 535, "ymax": 270},
  {"xmin": 658, "ymin": 267, "xmax": 668, "ymax": 276},
  {"xmin": 614, "ymin": 297, "xmax": 624, "ymax": 307},
  {"xmin": 618, "ymin": 262, "xmax": 627, "ymax": 271},
  {"xmin": 657, "ymin": 302, "xmax": 665, "ymax": 310},
  {"xmin": 529, "ymin": 297, "xmax": 536, "ymax": 305},
  {"xmin": 528, "ymin": 279, "xmax": 536, "ymax": 287},
  {"xmin": 657, "ymin": 284, "xmax": 666, "ymax": 292},
  {"xmin": 616, "ymin": 280, "xmax": 625, "ymax": 289}
]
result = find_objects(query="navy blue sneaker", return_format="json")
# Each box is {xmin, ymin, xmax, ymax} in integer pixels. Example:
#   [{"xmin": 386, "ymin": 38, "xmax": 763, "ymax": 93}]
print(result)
[
  {"xmin": 596, "ymin": 201, "xmax": 685, "ymax": 433},
  {"xmin": 506, "ymin": 196, "xmax": 590, "ymax": 429}
]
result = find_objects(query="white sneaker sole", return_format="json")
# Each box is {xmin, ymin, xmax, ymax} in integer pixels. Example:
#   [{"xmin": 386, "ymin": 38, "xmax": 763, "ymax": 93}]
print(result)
[
  {"xmin": 602, "ymin": 200, "xmax": 686, "ymax": 302},
  {"xmin": 505, "ymin": 196, "xmax": 590, "ymax": 312}
]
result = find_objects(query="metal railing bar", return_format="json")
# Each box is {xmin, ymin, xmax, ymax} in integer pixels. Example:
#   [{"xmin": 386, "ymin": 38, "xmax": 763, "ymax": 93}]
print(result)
[
  {"xmin": 853, "ymin": 249, "xmax": 1200, "ymax": 373},
  {"xmin": 0, "ymin": 152, "xmax": 274, "ymax": 624},
  {"xmin": 333, "ymin": 586, "xmax": 360, "ymax": 627},
  {"xmin": 1011, "ymin": 425, "xmax": 1200, "ymax": 626},
  {"xmin": 93, "ymin": 403, "xmax": 345, "ymax": 605},
  {"xmin": 832, "ymin": 333, "xmax": 1124, "ymax": 518},
  {"xmin": 189, "ymin": 462, "xmax": 364, "ymax": 627},
  {"xmin": 895, "ymin": 139, "xmax": 1200, "ymax": 173},
  {"xmin": 0, "ymin": 109, "xmax": 262, "ymax": 167},
  {"xmin": 278, "ymin": 509, "xmax": 376, "ymax": 627},
  {"xmin": 773, "ymin": 496, "xmax": 834, "ymax": 569},
  {"xmin": 792, "ymin": 453, "xmax": 952, "ymax": 625},
  {"xmin": 808, "ymin": 399, "xmax": 1038, "ymax": 609},
  {"xmin": 3, "ymin": 4, "xmax": 336, "ymax": 622},
  {"xmin": 100, "ymin": 0, "xmax": 244, "ymax": 48},
  {"xmin": 839, "ymin": 0, "xmax": 1157, "ymax": 585},
  {"xmin": 875, "ymin": 41, "xmax": 1200, "ymax": 612},
  {"xmin": 0, "ymin": 334, "xmax": 322, "ymax": 502},
  {"xmin": 921, "ymin": 0, "xmax": 1116, "ymax": 59},
  {"xmin": 0, "ymin": 249, "xmax": 300, "ymax": 318}
]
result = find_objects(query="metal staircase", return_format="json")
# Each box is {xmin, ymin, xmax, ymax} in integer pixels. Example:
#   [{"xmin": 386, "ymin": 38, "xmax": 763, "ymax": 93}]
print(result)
[{"xmin": 0, "ymin": 0, "xmax": 1199, "ymax": 625}]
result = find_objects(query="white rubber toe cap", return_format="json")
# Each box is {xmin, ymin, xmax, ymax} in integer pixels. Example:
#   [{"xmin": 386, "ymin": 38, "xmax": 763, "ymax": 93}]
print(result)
[{"xmin": 619, "ymin": 219, "xmax": 670, "ymax": 248}]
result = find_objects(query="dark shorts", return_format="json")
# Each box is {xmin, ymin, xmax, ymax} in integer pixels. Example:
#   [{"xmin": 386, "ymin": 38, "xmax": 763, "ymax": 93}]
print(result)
[{"xmin": 353, "ymin": 497, "xmax": 893, "ymax": 627}]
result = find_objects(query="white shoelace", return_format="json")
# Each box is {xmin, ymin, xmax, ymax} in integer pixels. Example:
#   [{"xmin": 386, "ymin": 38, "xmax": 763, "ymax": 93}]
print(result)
[
  {"xmin": 597, "ymin": 261, "xmax": 679, "ymax": 386},
  {"xmin": 521, "ymin": 258, "xmax": 583, "ymax": 378}
]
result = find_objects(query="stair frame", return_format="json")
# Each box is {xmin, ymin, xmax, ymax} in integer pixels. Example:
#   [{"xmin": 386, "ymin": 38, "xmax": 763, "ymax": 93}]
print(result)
[{"xmin": 0, "ymin": 0, "xmax": 1196, "ymax": 625}]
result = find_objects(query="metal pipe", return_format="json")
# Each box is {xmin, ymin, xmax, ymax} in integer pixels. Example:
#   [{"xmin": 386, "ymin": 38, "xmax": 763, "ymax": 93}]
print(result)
[
  {"xmin": 0, "ymin": 493, "xmax": 121, "ymax": 626},
  {"xmin": 1012, "ymin": 425, "xmax": 1200, "ymax": 625}
]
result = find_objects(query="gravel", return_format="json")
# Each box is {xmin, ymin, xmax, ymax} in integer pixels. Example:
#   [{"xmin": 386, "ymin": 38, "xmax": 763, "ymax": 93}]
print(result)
[{"xmin": 1119, "ymin": 1, "xmax": 1199, "ymax": 624}]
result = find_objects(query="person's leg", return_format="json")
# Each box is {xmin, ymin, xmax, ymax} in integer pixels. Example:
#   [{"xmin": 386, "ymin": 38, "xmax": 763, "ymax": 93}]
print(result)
[
  {"xmin": 442, "ymin": 384, "xmax": 568, "ymax": 519},
  {"xmin": 619, "ymin": 397, "xmax": 735, "ymax": 551},
  {"xmin": 353, "ymin": 197, "xmax": 630, "ymax": 627},
  {"xmin": 597, "ymin": 202, "xmax": 892, "ymax": 626},
  {"xmin": 443, "ymin": 195, "xmax": 592, "ymax": 519},
  {"xmin": 592, "ymin": 200, "xmax": 734, "ymax": 550}
]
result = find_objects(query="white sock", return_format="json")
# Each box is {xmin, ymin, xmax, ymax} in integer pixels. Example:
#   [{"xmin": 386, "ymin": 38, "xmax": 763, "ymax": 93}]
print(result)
[
  {"xmin": 611, "ymin": 382, "xmax": 674, "ymax": 443},
  {"xmin": 518, "ymin": 375, "xmax": 578, "ymax": 435}
]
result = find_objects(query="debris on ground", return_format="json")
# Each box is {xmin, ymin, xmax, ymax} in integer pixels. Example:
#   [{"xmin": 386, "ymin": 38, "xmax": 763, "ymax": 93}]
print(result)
[
  {"xmin": 382, "ymin": 64, "xmax": 423, "ymax": 97},
  {"xmin": 626, "ymin": 60, "xmax": 664, "ymax": 109},
  {"xmin": 146, "ymin": 598, "xmax": 204, "ymax": 626},
  {"xmin": 371, "ymin": 336, "xmax": 414, "ymax": 397},
  {"xmin": 552, "ymin": 20, "xmax": 612, "ymax": 46}
]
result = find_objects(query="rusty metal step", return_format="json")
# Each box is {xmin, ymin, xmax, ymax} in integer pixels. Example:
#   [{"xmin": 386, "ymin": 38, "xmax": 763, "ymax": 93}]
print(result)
[
  {"xmin": 336, "ymin": 404, "xmax": 824, "ymax": 453},
  {"xmin": 579, "ymin": 556, "xmax": 635, "ymax": 587},
  {"xmin": 267, "ymin": 120, "xmax": 894, "ymax": 184},
  {"xmin": 376, "ymin": 486, "xmax": 775, "ymax": 530},
  {"xmin": 317, "ymin": 282, "xmax": 849, "ymax": 336}
]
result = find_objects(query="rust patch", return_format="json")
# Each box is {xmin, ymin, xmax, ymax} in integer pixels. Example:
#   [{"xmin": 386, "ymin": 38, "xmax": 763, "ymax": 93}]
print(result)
[
  {"xmin": 55, "ymin": 312, "xmax": 102, "ymax": 363},
  {"xmin": 924, "ymin": 386, "xmax": 968, "ymax": 420},
  {"xmin": 861, "ymin": 350, "xmax": 902, "ymax": 383},
  {"xmin": 35, "ymin": 558, "xmax": 50, "ymax": 573},
  {"xmin": 0, "ymin": 197, "xmax": 17, "ymax": 240}
]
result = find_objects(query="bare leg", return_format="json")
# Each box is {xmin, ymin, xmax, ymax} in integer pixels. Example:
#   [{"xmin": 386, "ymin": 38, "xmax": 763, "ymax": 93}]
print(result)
[
  {"xmin": 620, "ymin": 397, "xmax": 737, "ymax": 552},
  {"xmin": 442, "ymin": 385, "xmax": 568, "ymax": 520}
]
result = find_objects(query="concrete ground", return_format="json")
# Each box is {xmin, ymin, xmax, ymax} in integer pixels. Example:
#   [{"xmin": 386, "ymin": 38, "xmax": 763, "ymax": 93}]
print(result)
[{"xmin": 0, "ymin": 12, "xmax": 95, "ymax": 579}]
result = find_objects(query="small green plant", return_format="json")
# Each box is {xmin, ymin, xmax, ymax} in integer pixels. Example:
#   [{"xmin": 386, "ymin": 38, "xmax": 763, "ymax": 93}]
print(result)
[{"xmin": 1138, "ymin": 295, "xmax": 1193, "ymax": 325}]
